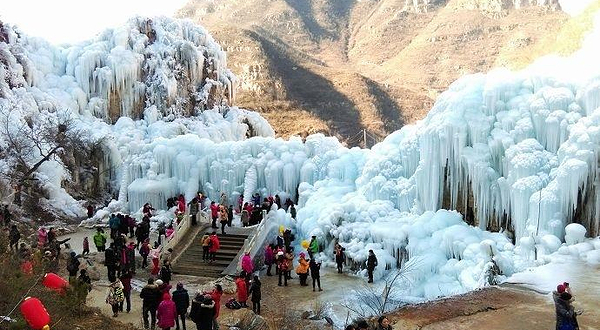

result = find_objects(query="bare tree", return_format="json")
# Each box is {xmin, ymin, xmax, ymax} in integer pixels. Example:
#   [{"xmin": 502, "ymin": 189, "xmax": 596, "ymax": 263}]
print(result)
[
  {"xmin": 0, "ymin": 101, "xmax": 83, "ymax": 207},
  {"xmin": 342, "ymin": 256, "xmax": 424, "ymax": 319}
]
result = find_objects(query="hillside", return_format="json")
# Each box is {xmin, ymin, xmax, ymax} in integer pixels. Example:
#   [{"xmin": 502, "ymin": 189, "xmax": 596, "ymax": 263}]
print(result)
[{"xmin": 176, "ymin": 0, "xmax": 573, "ymax": 145}]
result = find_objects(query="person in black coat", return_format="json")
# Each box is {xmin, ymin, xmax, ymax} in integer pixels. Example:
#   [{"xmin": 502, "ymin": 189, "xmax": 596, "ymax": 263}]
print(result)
[
  {"xmin": 140, "ymin": 278, "xmax": 161, "ymax": 330},
  {"xmin": 248, "ymin": 275, "xmax": 262, "ymax": 315},
  {"xmin": 367, "ymin": 249, "xmax": 378, "ymax": 283},
  {"xmin": 104, "ymin": 243, "xmax": 118, "ymax": 282},
  {"xmin": 172, "ymin": 283, "xmax": 190, "ymax": 330},
  {"xmin": 189, "ymin": 294, "xmax": 215, "ymax": 330},
  {"xmin": 309, "ymin": 259, "xmax": 322, "ymax": 292}
]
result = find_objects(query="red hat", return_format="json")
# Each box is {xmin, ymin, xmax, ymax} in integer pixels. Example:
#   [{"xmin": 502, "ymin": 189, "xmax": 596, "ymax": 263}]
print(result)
[{"xmin": 557, "ymin": 284, "xmax": 566, "ymax": 293}]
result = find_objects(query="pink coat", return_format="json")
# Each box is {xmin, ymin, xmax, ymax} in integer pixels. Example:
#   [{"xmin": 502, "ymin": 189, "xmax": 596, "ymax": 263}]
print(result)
[
  {"xmin": 241, "ymin": 254, "xmax": 253, "ymax": 274},
  {"xmin": 37, "ymin": 229, "xmax": 47, "ymax": 248},
  {"xmin": 157, "ymin": 299, "xmax": 177, "ymax": 328}
]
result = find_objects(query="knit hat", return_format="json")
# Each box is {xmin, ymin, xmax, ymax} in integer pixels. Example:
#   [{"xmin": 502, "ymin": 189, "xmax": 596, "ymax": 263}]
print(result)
[
  {"xmin": 299, "ymin": 252, "xmax": 306, "ymax": 258},
  {"xmin": 156, "ymin": 279, "xmax": 164, "ymax": 286},
  {"xmin": 557, "ymin": 284, "xmax": 566, "ymax": 293}
]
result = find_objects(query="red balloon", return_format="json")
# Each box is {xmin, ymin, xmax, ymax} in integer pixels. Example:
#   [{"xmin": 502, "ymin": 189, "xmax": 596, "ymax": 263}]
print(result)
[
  {"xmin": 42, "ymin": 273, "xmax": 68, "ymax": 293},
  {"xmin": 20, "ymin": 297, "xmax": 50, "ymax": 330}
]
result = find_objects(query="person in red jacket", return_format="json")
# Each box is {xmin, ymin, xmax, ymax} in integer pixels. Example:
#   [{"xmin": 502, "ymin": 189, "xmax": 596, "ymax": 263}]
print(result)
[
  {"xmin": 208, "ymin": 232, "xmax": 220, "ymax": 262},
  {"xmin": 210, "ymin": 202, "xmax": 219, "ymax": 228},
  {"xmin": 119, "ymin": 270, "xmax": 133, "ymax": 313},
  {"xmin": 177, "ymin": 194, "xmax": 186, "ymax": 213},
  {"xmin": 209, "ymin": 284, "xmax": 223, "ymax": 322},
  {"xmin": 235, "ymin": 274, "xmax": 248, "ymax": 308}
]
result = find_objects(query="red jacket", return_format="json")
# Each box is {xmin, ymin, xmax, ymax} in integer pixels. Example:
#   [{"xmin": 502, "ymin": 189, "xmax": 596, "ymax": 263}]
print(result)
[
  {"xmin": 235, "ymin": 278, "xmax": 248, "ymax": 302},
  {"xmin": 210, "ymin": 290, "xmax": 222, "ymax": 318},
  {"xmin": 210, "ymin": 204, "xmax": 219, "ymax": 218},
  {"xmin": 209, "ymin": 235, "xmax": 220, "ymax": 253}
]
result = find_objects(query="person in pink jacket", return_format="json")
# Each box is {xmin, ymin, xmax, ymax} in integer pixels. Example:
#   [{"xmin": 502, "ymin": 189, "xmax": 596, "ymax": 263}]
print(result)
[
  {"xmin": 157, "ymin": 293, "xmax": 177, "ymax": 330},
  {"xmin": 241, "ymin": 252, "xmax": 254, "ymax": 274},
  {"xmin": 37, "ymin": 227, "xmax": 48, "ymax": 249}
]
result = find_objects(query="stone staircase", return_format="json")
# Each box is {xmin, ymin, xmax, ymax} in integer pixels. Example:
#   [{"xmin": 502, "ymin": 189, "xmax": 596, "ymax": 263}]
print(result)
[{"xmin": 174, "ymin": 230, "xmax": 248, "ymax": 278}]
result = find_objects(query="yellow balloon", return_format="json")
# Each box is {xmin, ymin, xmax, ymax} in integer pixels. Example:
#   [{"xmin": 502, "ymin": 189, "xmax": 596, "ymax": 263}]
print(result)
[
  {"xmin": 301, "ymin": 240, "xmax": 309, "ymax": 249},
  {"xmin": 279, "ymin": 225, "xmax": 285, "ymax": 234},
  {"xmin": 42, "ymin": 326, "xmax": 50, "ymax": 330}
]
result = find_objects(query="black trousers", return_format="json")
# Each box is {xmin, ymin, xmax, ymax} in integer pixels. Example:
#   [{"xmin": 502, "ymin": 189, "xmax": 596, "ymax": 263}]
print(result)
[
  {"xmin": 266, "ymin": 263, "xmax": 272, "ymax": 276},
  {"xmin": 221, "ymin": 222, "xmax": 227, "ymax": 235},
  {"xmin": 278, "ymin": 270, "xmax": 288, "ymax": 286},
  {"xmin": 211, "ymin": 217, "xmax": 217, "ymax": 228},
  {"xmin": 337, "ymin": 261, "xmax": 343, "ymax": 273},
  {"xmin": 312, "ymin": 277, "xmax": 321, "ymax": 290},
  {"xmin": 210, "ymin": 251, "xmax": 216, "ymax": 261},
  {"xmin": 175, "ymin": 312, "xmax": 186, "ymax": 330},
  {"xmin": 96, "ymin": 245, "xmax": 105, "ymax": 252},
  {"xmin": 107, "ymin": 266, "xmax": 116, "ymax": 282},
  {"xmin": 299, "ymin": 273, "xmax": 308, "ymax": 286},
  {"xmin": 111, "ymin": 303, "xmax": 119, "ymax": 315},
  {"xmin": 119, "ymin": 290, "xmax": 131, "ymax": 312},
  {"xmin": 143, "ymin": 307, "xmax": 157, "ymax": 329},
  {"xmin": 368, "ymin": 268, "xmax": 374, "ymax": 282},
  {"xmin": 202, "ymin": 247, "xmax": 209, "ymax": 261},
  {"xmin": 252, "ymin": 300, "xmax": 261, "ymax": 314}
]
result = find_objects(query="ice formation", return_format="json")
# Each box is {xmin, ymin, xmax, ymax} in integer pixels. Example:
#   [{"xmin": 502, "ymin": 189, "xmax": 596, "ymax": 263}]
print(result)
[{"xmin": 3, "ymin": 11, "xmax": 600, "ymax": 301}]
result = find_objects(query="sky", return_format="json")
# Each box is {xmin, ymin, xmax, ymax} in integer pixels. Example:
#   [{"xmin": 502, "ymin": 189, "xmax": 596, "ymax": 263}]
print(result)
[{"xmin": 1, "ymin": 0, "xmax": 190, "ymax": 45}]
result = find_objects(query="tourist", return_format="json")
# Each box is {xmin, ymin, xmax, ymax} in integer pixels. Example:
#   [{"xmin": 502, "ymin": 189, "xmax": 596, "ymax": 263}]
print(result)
[
  {"xmin": 93, "ymin": 228, "xmax": 107, "ymax": 252},
  {"xmin": 237, "ymin": 194, "xmax": 244, "ymax": 213},
  {"xmin": 47, "ymin": 227, "xmax": 56, "ymax": 244},
  {"xmin": 201, "ymin": 234, "xmax": 210, "ymax": 262},
  {"xmin": 9, "ymin": 224, "xmax": 20, "ymax": 251},
  {"xmin": 377, "ymin": 316, "xmax": 393, "ymax": 330},
  {"xmin": 208, "ymin": 284, "xmax": 223, "ymax": 322},
  {"xmin": 37, "ymin": 227, "xmax": 48, "ymax": 249},
  {"xmin": 285, "ymin": 248, "xmax": 294, "ymax": 280},
  {"xmin": 122, "ymin": 241, "xmax": 136, "ymax": 273},
  {"xmin": 127, "ymin": 215, "xmax": 136, "ymax": 238},
  {"xmin": 143, "ymin": 202, "xmax": 155, "ymax": 216},
  {"xmin": 367, "ymin": 250, "xmax": 378, "ymax": 284},
  {"xmin": 227, "ymin": 205, "xmax": 233, "ymax": 227},
  {"xmin": 335, "ymin": 243, "xmax": 346, "ymax": 274},
  {"xmin": 248, "ymin": 275, "xmax": 262, "ymax": 315},
  {"xmin": 2, "ymin": 204, "xmax": 11, "ymax": 226},
  {"xmin": 172, "ymin": 282, "xmax": 190, "ymax": 330},
  {"xmin": 106, "ymin": 278, "xmax": 125, "ymax": 317},
  {"xmin": 162, "ymin": 247, "xmax": 174, "ymax": 266},
  {"xmin": 235, "ymin": 273, "xmax": 249, "ymax": 307},
  {"xmin": 209, "ymin": 232, "xmax": 220, "ymax": 262},
  {"xmin": 141, "ymin": 278, "xmax": 161, "ymax": 330},
  {"xmin": 178, "ymin": 194, "xmax": 186, "ymax": 213},
  {"xmin": 67, "ymin": 251, "xmax": 80, "ymax": 283},
  {"xmin": 219, "ymin": 192, "xmax": 228, "ymax": 207},
  {"xmin": 77, "ymin": 269, "xmax": 92, "ymax": 302},
  {"xmin": 188, "ymin": 197, "xmax": 199, "ymax": 226},
  {"xmin": 284, "ymin": 198, "xmax": 294, "ymax": 211},
  {"xmin": 277, "ymin": 251, "xmax": 288, "ymax": 286},
  {"xmin": 274, "ymin": 194, "xmax": 281, "ymax": 209},
  {"xmin": 150, "ymin": 242, "xmax": 161, "ymax": 275},
  {"xmin": 119, "ymin": 270, "xmax": 133, "ymax": 313},
  {"xmin": 308, "ymin": 236, "xmax": 318, "ymax": 259},
  {"xmin": 80, "ymin": 236, "xmax": 89, "ymax": 256},
  {"xmin": 109, "ymin": 214, "xmax": 120, "ymax": 239},
  {"xmin": 104, "ymin": 243, "xmax": 118, "ymax": 281},
  {"xmin": 157, "ymin": 221, "xmax": 167, "ymax": 245},
  {"xmin": 189, "ymin": 294, "xmax": 215, "ymax": 330},
  {"xmin": 87, "ymin": 203, "xmax": 94, "ymax": 218},
  {"xmin": 140, "ymin": 238, "xmax": 150, "ymax": 268},
  {"xmin": 289, "ymin": 204, "xmax": 297, "ymax": 219},
  {"xmin": 554, "ymin": 283, "xmax": 580, "ymax": 330},
  {"xmin": 296, "ymin": 252, "xmax": 310, "ymax": 286},
  {"xmin": 218, "ymin": 205, "xmax": 228, "ymax": 235},
  {"xmin": 252, "ymin": 193, "xmax": 261, "ymax": 207},
  {"xmin": 241, "ymin": 207, "xmax": 249, "ymax": 227},
  {"xmin": 264, "ymin": 244, "xmax": 274, "ymax": 276},
  {"xmin": 161, "ymin": 261, "xmax": 173, "ymax": 285},
  {"xmin": 158, "ymin": 292, "xmax": 178, "ymax": 330},
  {"xmin": 241, "ymin": 251, "xmax": 254, "ymax": 274},
  {"xmin": 309, "ymin": 258, "xmax": 322, "ymax": 292},
  {"xmin": 210, "ymin": 202, "xmax": 219, "ymax": 228}
]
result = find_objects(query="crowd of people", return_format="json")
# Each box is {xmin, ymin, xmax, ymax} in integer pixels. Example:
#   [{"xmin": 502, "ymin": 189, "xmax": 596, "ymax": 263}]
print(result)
[{"xmin": 5, "ymin": 190, "xmax": 586, "ymax": 330}]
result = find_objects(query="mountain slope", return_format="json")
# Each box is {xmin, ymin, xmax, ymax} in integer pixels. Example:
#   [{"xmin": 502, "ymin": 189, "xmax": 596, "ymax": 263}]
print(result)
[{"xmin": 177, "ymin": 0, "xmax": 573, "ymax": 144}]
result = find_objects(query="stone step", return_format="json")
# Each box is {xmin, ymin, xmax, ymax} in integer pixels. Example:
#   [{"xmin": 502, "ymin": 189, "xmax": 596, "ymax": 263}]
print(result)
[
  {"xmin": 183, "ymin": 250, "xmax": 239, "ymax": 257},
  {"xmin": 178, "ymin": 255, "xmax": 235, "ymax": 263}
]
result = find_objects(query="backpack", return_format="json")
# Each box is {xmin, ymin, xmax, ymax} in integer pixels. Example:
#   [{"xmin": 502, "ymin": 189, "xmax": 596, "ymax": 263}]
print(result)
[
  {"xmin": 225, "ymin": 298, "xmax": 241, "ymax": 309},
  {"xmin": 113, "ymin": 287, "xmax": 125, "ymax": 303}
]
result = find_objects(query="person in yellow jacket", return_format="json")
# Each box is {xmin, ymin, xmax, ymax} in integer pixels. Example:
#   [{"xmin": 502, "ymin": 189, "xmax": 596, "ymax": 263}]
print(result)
[
  {"xmin": 295, "ymin": 252, "xmax": 310, "ymax": 286},
  {"xmin": 201, "ymin": 234, "xmax": 211, "ymax": 262}
]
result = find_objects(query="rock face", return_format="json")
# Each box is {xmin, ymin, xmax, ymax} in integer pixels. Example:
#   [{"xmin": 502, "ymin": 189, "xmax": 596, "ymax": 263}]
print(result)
[{"xmin": 177, "ymin": 0, "xmax": 570, "ymax": 144}]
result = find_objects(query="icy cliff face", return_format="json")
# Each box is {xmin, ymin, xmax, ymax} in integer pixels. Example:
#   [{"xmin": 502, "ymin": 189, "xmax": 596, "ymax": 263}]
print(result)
[
  {"xmin": 0, "ymin": 17, "xmax": 273, "ymax": 217},
  {"xmin": 1, "ymin": 17, "xmax": 235, "ymax": 123}
]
